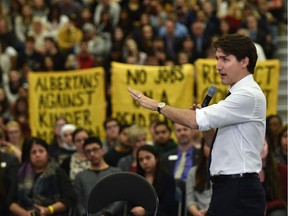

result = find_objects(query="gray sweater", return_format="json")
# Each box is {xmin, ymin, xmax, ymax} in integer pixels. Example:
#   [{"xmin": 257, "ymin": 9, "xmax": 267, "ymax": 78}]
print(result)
[
  {"xmin": 74, "ymin": 166, "xmax": 122, "ymax": 216},
  {"xmin": 186, "ymin": 166, "xmax": 212, "ymax": 211}
]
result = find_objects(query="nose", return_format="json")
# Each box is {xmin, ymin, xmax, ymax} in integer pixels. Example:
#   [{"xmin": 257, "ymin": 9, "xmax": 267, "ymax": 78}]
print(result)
[
  {"xmin": 216, "ymin": 60, "xmax": 223, "ymax": 70},
  {"xmin": 215, "ymin": 61, "xmax": 220, "ymax": 70},
  {"xmin": 142, "ymin": 159, "xmax": 148, "ymax": 165}
]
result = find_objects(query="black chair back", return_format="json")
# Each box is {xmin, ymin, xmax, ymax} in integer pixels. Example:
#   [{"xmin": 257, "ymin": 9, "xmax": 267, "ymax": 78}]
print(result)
[{"xmin": 86, "ymin": 172, "xmax": 159, "ymax": 216}]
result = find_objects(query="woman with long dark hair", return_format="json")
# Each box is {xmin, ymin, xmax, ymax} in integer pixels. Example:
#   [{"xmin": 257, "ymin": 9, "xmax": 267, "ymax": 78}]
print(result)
[
  {"xmin": 7, "ymin": 137, "xmax": 76, "ymax": 215},
  {"xmin": 186, "ymin": 138, "xmax": 212, "ymax": 216},
  {"xmin": 133, "ymin": 144, "xmax": 177, "ymax": 216}
]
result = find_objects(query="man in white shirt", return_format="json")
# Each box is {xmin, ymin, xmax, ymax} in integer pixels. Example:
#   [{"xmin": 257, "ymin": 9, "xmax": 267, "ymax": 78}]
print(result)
[{"xmin": 128, "ymin": 34, "xmax": 266, "ymax": 216}]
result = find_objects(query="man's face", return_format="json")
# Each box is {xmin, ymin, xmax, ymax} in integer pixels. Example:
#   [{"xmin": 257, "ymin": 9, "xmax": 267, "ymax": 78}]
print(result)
[
  {"xmin": 215, "ymin": 48, "xmax": 246, "ymax": 86},
  {"xmin": 174, "ymin": 124, "xmax": 192, "ymax": 145},
  {"xmin": 105, "ymin": 121, "xmax": 119, "ymax": 139},
  {"xmin": 118, "ymin": 128, "xmax": 130, "ymax": 147},
  {"xmin": 154, "ymin": 125, "xmax": 170, "ymax": 145},
  {"xmin": 84, "ymin": 143, "xmax": 103, "ymax": 166}
]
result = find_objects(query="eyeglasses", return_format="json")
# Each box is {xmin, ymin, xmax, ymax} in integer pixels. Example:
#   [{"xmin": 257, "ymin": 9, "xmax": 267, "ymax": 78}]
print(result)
[{"xmin": 84, "ymin": 147, "xmax": 101, "ymax": 155}]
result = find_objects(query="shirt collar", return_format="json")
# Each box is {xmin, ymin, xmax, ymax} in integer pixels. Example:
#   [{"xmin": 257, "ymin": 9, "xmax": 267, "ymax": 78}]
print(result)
[
  {"xmin": 177, "ymin": 147, "xmax": 193, "ymax": 156},
  {"xmin": 229, "ymin": 74, "xmax": 254, "ymax": 94}
]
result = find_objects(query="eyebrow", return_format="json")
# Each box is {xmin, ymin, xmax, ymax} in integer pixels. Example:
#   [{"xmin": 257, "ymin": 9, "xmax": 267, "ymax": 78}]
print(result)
[{"xmin": 215, "ymin": 54, "xmax": 229, "ymax": 60}]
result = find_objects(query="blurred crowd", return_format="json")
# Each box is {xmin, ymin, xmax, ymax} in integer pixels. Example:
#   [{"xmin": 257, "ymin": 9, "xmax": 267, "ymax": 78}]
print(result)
[
  {"xmin": 0, "ymin": 0, "xmax": 287, "ymax": 216},
  {"xmin": 0, "ymin": 114, "xmax": 287, "ymax": 215},
  {"xmin": 0, "ymin": 0, "xmax": 286, "ymax": 123}
]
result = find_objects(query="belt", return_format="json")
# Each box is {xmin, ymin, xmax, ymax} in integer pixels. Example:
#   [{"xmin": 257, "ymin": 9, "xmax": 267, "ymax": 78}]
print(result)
[{"xmin": 210, "ymin": 173, "xmax": 259, "ymax": 183}]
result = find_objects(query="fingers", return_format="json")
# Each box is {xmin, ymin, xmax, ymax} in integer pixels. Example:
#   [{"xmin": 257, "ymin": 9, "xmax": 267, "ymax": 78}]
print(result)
[{"xmin": 128, "ymin": 87, "xmax": 142, "ymax": 100}]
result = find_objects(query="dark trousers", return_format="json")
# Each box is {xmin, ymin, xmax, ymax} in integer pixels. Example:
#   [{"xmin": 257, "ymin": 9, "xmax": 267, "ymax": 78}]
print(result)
[{"xmin": 206, "ymin": 177, "xmax": 266, "ymax": 216}]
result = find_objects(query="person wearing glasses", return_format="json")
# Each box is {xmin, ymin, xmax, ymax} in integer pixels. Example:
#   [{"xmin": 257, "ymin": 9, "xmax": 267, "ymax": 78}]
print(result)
[{"xmin": 74, "ymin": 137, "xmax": 123, "ymax": 216}]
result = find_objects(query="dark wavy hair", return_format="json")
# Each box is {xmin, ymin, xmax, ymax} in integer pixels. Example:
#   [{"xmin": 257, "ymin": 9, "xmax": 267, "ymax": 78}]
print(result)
[
  {"xmin": 194, "ymin": 138, "xmax": 210, "ymax": 192},
  {"xmin": 83, "ymin": 136, "xmax": 103, "ymax": 149},
  {"xmin": 214, "ymin": 34, "xmax": 258, "ymax": 74}
]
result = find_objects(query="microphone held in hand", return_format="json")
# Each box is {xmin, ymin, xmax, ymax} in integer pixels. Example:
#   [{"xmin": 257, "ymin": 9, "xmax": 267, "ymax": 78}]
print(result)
[{"xmin": 201, "ymin": 85, "xmax": 218, "ymax": 107}]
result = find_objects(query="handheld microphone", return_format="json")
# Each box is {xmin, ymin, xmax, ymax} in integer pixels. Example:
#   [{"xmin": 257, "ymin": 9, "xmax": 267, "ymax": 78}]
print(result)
[{"xmin": 201, "ymin": 85, "xmax": 218, "ymax": 107}]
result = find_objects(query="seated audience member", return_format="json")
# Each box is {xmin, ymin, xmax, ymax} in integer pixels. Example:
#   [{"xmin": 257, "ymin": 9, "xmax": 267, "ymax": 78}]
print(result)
[
  {"xmin": 42, "ymin": 36, "xmax": 67, "ymax": 71},
  {"xmin": 60, "ymin": 127, "xmax": 91, "ymax": 182},
  {"xmin": 79, "ymin": 23, "xmax": 111, "ymax": 65},
  {"xmin": 0, "ymin": 129, "xmax": 20, "ymax": 216},
  {"xmin": 56, "ymin": 17, "xmax": 83, "ymax": 54},
  {"xmin": 236, "ymin": 28, "xmax": 267, "ymax": 61},
  {"xmin": 0, "ymin": 87, "xmax": 11, "ymax": 121},
  {"xmin": 162, "ymin": 123, "xmax": 201, "ymax": 183},
  {"xmin": 0, "ymin": 127, "xmax": 20, "ymax": 177},
  {"xmin": 102, "ymin": 117, "xmax": 120, "ymax": 152},
  {"xmin": 104, "ymin": 124, "xmax": 132, "ymax": 167},
  {"xmin": 53, "ymin": 123, "xmax": 76, "ymax": 164},
  {"xmin": 132, "ymin": 145, "xmax": 178, "ymax": 216},
  {"xmin": 118, "ymin": 124, "xmax": 147, "ymax": 172},
  {"xmin": 153, "ymin": 121, "xmax": 177, "ymax": 157},
  {"xmin": 0, "ymin": 42, "xmax": 12, "ymax": 83},
  {"xmin": 7, "ymin": 137, "xmax": 76, "ymax": 216},
  {"xmin": 161, "ymin": 123, "xmax": 201, "ymax": 214},
  {"xmin": 266, "ymin": 114, "xmax": 283, "ymax": 153},
  {"xmin": 122, "ymin": 38, "xmax": 147, "ymax": 65},
  {"xmin": 2, "ymin": 121, "xmax": 28, "ymax": 163},
  {"xmin": 260, "ymin": 138, "xmax": 287, "ymax": 216},
  {"xmin": 75, "ymin": 40, "xmax": 95, "ymax": 69},
  {"xmin": 275, "ymin": 126, "xmax": 288, "ymax": 206},
  {"xmin": 49, "ymin": 117, "xmax": 67, "ymax": 157},
  {"xmin": 146, "ymin": 117, "xmax": 160, "ymax": 145},
  {"xmin": 0, "ymin": 152, "xmax": 13, "ymax": 215},
  {"xmin": 45, "ymin": 5, "xmax": 69, "ymax": 40},
  {"xmin": 4, "ymin": 70, "xmax": 25, "ymax": 106},
  {"xmin": 274, "ymin": 124, "xmax": 287, "ymax": 164},
  {"xmin": 27, "ymin": 16, "xmax": 50, "ymax": 54},
  {"xmin": 12, "ymin": 96, "xmax": 31, "ymax": 140},
  {"xmin": 74, "ymin": 137, "xmax": 123, "ymax": 216},
  {"xmin": 186, "ymin": 139, "xmax": 212, "ymax": 216}
]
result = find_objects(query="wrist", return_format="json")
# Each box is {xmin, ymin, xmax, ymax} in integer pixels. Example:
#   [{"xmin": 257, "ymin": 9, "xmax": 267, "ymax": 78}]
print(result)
[
  {"xmin": 157, "ymin": 102, "xmax": 166, "ymax": 114},
  {"xmin": 47, "ymin": 205, "xmax": 54, "ymax": 215},
  {"xmin": 7, "ymin": 145, "xmax": 15, "ymax": 153}
]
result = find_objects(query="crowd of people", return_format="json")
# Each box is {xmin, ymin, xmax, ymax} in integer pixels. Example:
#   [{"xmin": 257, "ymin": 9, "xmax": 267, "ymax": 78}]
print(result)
[
  {"xmin": 0, "ymin": 114, "xmax": 287, "ymax": 215},
  {"xmin": 0, "ymin": 0, "xmax": 286, "ymax": 120},
  {"xmin": 0, "ymin": 0, "xmax": 287, "ymax": 215}
]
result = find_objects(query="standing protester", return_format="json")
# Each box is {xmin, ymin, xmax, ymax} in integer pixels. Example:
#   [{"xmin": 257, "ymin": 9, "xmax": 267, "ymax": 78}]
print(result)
[{"xmin": 128, "ymin": 34, "xmax": 266, "ymax": 216}]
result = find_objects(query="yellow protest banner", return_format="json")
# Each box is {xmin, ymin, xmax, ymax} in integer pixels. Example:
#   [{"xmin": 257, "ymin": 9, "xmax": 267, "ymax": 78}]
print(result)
[
  {"xmin": 29, "ymin": 68, "xmax": 106, "ymax": 143},
  {"xmin": 111, "ymin": 62, "xmax": 194, "ymax": 132},
  {"xmin": 195, "ymin": 59, "xmax": 280, "ymax": 116}
]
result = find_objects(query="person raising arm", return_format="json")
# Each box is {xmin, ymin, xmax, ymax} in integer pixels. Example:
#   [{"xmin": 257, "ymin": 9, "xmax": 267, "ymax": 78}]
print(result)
[{"xmin": 128, "ymin": 33, "xmax": 266, "ymax": 216}]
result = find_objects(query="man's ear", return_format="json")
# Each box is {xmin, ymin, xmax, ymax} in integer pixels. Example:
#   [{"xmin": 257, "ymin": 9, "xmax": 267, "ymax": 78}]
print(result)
[{"xmin": 241, "ymin": 57, "xmax": 249, "ymax": 68}]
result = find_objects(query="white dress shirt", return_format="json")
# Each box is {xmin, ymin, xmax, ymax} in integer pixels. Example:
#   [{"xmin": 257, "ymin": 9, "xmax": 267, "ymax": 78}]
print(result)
[{"xmin": 196, "ymin": 75, "xmax": 266, "ymax": 175}]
